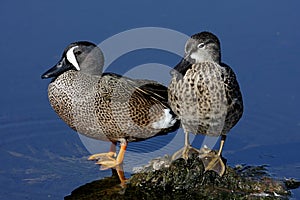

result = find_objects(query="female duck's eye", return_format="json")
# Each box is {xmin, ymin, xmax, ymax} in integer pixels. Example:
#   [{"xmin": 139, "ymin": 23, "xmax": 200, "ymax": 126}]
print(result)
[{"xmin": 197, "ymin": 43, "xmax": 205, "ymax": 49}]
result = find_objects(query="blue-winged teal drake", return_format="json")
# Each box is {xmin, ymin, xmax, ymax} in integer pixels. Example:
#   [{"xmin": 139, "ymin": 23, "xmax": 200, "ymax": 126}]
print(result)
[
  {"xmin": 168, "ymin": 32, "xmax": 243, "ymax": 176},
  {"xmin": 41, "ymin": 41, "xmax": 179, "ymax": 182}
]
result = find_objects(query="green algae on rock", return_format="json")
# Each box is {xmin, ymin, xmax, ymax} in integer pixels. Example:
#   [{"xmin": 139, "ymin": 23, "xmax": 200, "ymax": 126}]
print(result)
[
  {"xmin": 129, "ymin": 154, "xmax": 292, "ymax": 199},
  {"xmin": 65, "ymin": 154, "xmax": 299, "ymax": 200}
]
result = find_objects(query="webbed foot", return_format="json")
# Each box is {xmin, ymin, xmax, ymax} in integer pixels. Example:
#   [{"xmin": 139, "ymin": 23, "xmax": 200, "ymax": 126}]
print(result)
[
  {"xmin": 172, "ymin": 145, "xmax": 200, "ymax": 160},
  {"xmin": 199, "ymin": 148, "xmax": 225, "ymax": 176}
]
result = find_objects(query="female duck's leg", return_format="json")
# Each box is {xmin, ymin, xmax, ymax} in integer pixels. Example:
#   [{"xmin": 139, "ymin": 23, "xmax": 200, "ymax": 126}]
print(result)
[
  {"xmin": 172, "ymin": 128, "xmax": 199, "ymax": 160},
  {"xmin": 200, "ymin": 135, "xmax": 226, "ymax": 176}
]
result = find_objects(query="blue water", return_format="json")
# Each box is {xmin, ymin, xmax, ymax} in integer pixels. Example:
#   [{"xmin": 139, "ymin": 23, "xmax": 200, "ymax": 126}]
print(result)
[{"xmin": 1, "ymin": 0, "xmax": 300, "ymax": 199}]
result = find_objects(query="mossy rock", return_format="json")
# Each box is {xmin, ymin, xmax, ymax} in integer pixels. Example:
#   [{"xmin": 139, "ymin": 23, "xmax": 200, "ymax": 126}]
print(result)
[{"xmin": 65, "ymin": 154, "xmax": 299, "ymax": 200}]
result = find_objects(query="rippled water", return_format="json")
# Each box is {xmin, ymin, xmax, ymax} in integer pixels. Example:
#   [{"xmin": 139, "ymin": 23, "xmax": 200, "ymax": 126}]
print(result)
[{"xmin": 1, "ymin": 1, "xmax": 300, "ymax": 199}]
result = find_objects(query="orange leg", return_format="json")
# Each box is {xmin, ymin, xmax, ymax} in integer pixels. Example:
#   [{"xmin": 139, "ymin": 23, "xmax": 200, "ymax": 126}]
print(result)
[
  {"xmin": 96, "ymin": 140, "xmax": 127, "ymax": 170},
  {"xmin": 116, "ymin": 141, "xmax": 127, "ymax": 165}
]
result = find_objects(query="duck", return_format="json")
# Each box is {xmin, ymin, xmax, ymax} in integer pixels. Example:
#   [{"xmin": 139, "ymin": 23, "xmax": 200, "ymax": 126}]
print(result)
[
  {"xmin": 41, "ymin": 41, "xmax": 179, "ymax": 183},
  {"xmin": 168, "ymin": 32, "xmax": 243, "ymax": 176}
]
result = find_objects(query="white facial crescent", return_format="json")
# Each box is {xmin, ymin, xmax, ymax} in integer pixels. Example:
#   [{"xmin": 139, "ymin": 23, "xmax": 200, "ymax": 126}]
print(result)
[{"xmin": 66, "ymin": 46, "xmax": 80, "ymax": 70}]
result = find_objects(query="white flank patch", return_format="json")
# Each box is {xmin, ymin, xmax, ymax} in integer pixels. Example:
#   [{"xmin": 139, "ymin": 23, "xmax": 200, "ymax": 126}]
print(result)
[
  {"xmin": 152, "ymin": 109, "xmax": 177, "ymax": 129},
  {"xmin": 66, "ymin": 46, "xmax": 80, "ymax": 70}
]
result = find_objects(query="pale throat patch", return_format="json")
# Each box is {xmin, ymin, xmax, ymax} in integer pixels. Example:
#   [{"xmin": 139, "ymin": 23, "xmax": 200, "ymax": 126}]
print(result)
[
  {"xmin": 190, "ymin": 50, "xmax": 213, "ymax": 63},
  {"xmin": 66, "ymin": 46, "xmax": 80, "ymax": 71}
]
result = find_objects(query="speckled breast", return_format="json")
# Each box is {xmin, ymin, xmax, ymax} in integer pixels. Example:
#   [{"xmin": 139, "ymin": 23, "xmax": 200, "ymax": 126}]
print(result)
[{"xmin": 169, "ymin": 62, "xmax": 229, "ymax": 136}]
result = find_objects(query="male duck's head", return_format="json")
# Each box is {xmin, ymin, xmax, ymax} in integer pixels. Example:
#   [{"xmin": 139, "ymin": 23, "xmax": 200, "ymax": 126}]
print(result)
[{"xmin": 41, "ymin": 41, "xmax": 104, "ymax": 79}]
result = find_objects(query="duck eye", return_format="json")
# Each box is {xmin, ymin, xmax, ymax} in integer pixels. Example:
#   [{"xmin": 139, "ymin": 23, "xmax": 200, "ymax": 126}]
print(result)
[
  {"xmin": 197, "ymin": 43, "xmax": 205, "ymax": 49},
  {"xmin": 75, "ymin": 50, "xmax": 82, "ymax": 55}
]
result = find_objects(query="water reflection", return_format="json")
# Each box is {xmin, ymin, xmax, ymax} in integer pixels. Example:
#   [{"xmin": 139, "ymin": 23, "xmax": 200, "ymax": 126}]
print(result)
[
  {"xmin": 65, "ymin": 169, "xmax": 124, "ymax": 200},
  {"xmin": 0, "ymin": 118, "xmax": 109, "ymax": 199}
]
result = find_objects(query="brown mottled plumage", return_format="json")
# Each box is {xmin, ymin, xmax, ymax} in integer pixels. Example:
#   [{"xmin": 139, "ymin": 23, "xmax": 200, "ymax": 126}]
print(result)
[
  {"xmin": 41, "ymin": 41, "xmax": 179, "ymax": 183},
  {"xmin": 48, "ymin": 71, "xmax": 175, "ymax": 142},
  {"xmin": 168, "ymin": 32, "xmax": 243, "ymax": 176}
]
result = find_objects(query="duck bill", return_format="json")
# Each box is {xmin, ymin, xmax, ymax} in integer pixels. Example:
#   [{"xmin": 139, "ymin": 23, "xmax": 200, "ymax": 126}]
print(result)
[
  {"xmin": 41, "ymin": 58, "xmax": 71, "ymax": 79},
  {"xmin": 172, "ymin": 55, "xmax": 192, "ymax": 73}
]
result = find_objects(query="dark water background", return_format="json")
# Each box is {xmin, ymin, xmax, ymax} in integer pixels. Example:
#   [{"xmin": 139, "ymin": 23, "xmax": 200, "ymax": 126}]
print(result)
[{"xmin": 1, "ymin": 1, "xmax": 299, "ymax": 199}]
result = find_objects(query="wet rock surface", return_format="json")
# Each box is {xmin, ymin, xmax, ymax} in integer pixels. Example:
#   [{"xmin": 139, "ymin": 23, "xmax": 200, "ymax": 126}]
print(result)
[{"xmin": 65, "ymin": 154, "xmax": 299, "ymax": 200}]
